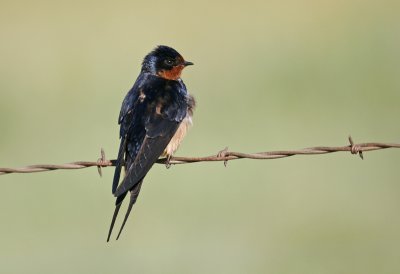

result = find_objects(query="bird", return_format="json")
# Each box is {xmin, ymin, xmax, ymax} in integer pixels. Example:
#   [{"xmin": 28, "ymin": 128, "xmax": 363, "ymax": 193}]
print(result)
[{"xmin": 107, "ymin": 45, "xmax": 195, "ymax": 241}]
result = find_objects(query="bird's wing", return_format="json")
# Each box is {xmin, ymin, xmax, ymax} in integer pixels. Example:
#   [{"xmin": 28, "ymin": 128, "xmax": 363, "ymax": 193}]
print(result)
[
  {"xmin": 112, "ymin": 74, "xmax": 147, "ymax": 194},
  {"xmin": 113, "ymin": 116, "xmax": 180, "ymax": 197}
]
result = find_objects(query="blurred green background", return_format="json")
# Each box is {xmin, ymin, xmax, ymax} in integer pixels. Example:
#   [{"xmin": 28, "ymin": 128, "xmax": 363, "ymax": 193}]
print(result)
[{"xmin": 1, "ymin": 0, "xmax": 399, "ymax": 273}]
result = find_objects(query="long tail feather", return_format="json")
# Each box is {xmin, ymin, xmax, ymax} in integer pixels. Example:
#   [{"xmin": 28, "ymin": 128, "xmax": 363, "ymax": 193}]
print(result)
[
  {"xmin": 106, "ymin": 192, "xmax": 127, "ymax": 242},
  {"xmin": 107, "ymin": 204, "xmax": 121, "ymax": 242},
  {"xmin": 116, "ymin": 180, "xmax": 143, "ymax": 240}
]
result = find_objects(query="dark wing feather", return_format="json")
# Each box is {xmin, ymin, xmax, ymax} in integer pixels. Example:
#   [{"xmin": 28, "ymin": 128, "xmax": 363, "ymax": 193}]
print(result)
[
  {"xmin": 113, "ymin": 118, "xmax": 179, "ymax": 197},
  {"xmin": 112, "ymin": 137, "xmax": 126, "ymax": 194},
  {"xmin": 111, "ymin": 74, "xmax": 148, "ymax": 193}
]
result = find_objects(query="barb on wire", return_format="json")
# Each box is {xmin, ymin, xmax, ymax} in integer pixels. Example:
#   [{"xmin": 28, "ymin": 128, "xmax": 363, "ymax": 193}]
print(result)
[{"xmin": 0, "ymin": 136, "xmax": 399, "ymax": 176}]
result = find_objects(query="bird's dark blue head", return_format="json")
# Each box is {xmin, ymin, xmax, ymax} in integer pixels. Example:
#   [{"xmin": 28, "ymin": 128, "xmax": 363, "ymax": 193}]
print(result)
[{"xmin": 141, "ymin": 45, "xmax": 193, "ymax": 80}]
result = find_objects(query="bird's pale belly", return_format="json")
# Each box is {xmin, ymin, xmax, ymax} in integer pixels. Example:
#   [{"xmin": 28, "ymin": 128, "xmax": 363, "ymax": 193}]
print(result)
[{"xmin": 163, "ymin": 115, "xmax": 192, "ymax": 157}]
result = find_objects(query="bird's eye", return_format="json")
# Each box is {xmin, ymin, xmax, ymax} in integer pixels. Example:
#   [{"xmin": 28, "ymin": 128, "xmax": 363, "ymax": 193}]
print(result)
[{"xmin": 165, "ymin": 59, "xmax": 174, "ymax": 66}]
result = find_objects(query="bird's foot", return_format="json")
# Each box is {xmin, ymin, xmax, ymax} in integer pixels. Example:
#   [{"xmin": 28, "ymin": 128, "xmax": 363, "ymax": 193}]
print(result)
[{"xmin": 165, "ymin": 155, "xmax": 172, "ymax": 169}]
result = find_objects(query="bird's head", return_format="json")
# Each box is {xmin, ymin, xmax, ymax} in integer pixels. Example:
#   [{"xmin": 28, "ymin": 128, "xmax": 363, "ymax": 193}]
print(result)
[{"xmin": 141, "ymin": 45, "xmax": 193, "ymax": 80}]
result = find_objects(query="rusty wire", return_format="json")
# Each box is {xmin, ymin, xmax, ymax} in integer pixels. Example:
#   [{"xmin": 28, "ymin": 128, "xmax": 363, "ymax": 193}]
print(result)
[{"xmin": 0, "ymin": 136, "xmax": 399, "ymax": 176}]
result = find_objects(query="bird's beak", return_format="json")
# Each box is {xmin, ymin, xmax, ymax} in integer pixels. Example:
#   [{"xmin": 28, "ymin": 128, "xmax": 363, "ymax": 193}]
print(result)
[{"xmin": 184, "ymin": 61, "xmax": 194, "ymax": 67}]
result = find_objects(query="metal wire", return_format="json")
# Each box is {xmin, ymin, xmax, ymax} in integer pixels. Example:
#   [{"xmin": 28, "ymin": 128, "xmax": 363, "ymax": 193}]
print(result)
[{"xmin": 0, "ymin": 136, "xmax": 399, "ymax": 176}]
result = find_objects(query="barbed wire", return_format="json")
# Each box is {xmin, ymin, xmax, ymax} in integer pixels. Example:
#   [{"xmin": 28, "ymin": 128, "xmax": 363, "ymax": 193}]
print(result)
[{"xmin": 0, "ymin": 136, "xmax": 399, "ymax": 176}]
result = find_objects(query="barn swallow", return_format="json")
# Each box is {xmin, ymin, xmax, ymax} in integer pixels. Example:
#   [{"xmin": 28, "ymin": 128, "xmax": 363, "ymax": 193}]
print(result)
[{"xmin": 107, "ymin": 45, "xmax": 195, "ymax": 241}]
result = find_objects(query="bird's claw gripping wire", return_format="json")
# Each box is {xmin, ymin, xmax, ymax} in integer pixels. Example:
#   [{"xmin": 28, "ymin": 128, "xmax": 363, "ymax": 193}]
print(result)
[{"xmin": 165, "ymin": 155, "xmax": 172, "ymax": 169}]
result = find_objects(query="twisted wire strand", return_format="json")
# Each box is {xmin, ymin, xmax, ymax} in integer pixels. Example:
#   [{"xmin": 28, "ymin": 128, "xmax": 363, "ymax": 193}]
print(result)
[{"xmin": 1, "ymin": 137, "xmax": 399, "ymax": 176}]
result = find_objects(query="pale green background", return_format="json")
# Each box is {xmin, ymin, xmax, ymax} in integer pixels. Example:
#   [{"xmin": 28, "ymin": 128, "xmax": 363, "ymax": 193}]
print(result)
[{"xmin": 1, "ymin": 0, "xmax": 400, "ymax": 273}]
